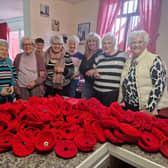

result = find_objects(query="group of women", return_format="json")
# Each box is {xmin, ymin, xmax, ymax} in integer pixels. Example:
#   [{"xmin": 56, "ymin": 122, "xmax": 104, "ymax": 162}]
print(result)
[{"xmin": 0, "ymin": 30, "xmax": 168, "ymax": 116}]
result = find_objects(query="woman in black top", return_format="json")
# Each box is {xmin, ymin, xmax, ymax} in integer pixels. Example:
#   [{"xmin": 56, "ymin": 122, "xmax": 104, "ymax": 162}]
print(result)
[{"xmin": 79, "ymin": 32, "xmax": 102, "ymax": 99}]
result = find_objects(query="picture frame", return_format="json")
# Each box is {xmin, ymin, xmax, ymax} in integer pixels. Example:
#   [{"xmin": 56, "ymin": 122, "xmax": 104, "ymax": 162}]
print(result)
[
  {"xmin": 51, "ymin": 19, "xmax": 60, "ymax": 32},
  {"xmin": 77, "ymin": 22, "xmax": 90, "ymax": 44},
  {"xmin": 40, "ymin": 4, "xmax": 49, "ymax": 17}
]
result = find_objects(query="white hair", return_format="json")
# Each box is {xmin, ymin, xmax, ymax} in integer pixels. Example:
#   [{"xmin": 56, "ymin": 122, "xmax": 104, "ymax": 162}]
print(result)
[
  {"xmin": 102, "ymin": 32, "xmax": 116, "ymax": 47},
  {"xmin": 50, "ymin": 35, "xmax": 64, "ymax": 44},
  {"xmin": 67, "ymin": 35, "xmax": 79, "ymax": 45},
  {"xmin": 20, "ymin": 37, "xmax": 34, "ymax": 49},
  {"xmin": 0, "ymin": 39, "xmax": 9, "ymax": 48},
  {"xmin": 128, "ymin": 30, "xmax": 149, "ymax": 46}
]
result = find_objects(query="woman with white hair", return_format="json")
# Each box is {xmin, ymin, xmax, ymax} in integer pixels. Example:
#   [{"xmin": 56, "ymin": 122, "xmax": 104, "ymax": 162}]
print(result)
[
  {"xmin": 87, "ymin": 33, "xmax": 128, "ymax": 106},
  {"xmin": 118, "ymin": 30, "xmax": 168, "ymax": 116},
  {"xmin": 44, "ymin": 35, "xmax": 74, "ymax": 97},
  {"xmin": 0, "ymin": 39, "xmax": 17, "ymax": 103},
  {"xmin": 65, "ymin": 35, "xmax": 83, "ymax": 97},
  {"xmin": 14, "ymin": 37, "xmax": 47, "ymax": 100},
  {"xmin": 79, "ymin": 32, "xmax": 102, "ymax": 99}
]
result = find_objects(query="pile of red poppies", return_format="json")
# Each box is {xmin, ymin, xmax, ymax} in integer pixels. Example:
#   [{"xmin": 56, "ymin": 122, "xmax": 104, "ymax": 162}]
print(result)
[{"xmin": 0, "ymin": 95, "xmax": 168, "ymax": 158}]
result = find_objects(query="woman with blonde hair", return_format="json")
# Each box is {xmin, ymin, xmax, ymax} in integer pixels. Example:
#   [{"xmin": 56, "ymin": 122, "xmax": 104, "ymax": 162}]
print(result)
[
  {"xmin": 79, "ymin": 32, "xmax": 102, "ymax": 99},
  {"xmin": 44, "ymin": 35, "xmax": 74, "ymax": 97}
]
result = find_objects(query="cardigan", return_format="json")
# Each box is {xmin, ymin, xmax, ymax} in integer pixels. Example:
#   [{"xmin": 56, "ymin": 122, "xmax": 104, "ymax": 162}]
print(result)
[{"xmin": 14, "ymin": 52, "xmax": 47, "ymax": 97}]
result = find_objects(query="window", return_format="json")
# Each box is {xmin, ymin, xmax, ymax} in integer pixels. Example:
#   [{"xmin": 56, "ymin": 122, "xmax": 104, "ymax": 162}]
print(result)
[
  {"xmin": 8, "ymin": 29, "xmax": 24, "ymax": 61},
  {"xmin": 112, "ymin": 0, "xmax": 140, "ymax": 51}
]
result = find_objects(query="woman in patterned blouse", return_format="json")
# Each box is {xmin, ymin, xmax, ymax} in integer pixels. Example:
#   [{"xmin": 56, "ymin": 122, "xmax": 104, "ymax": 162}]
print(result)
[{"xmin": 118, "ymin": 30, "xmax": 168, "ymax": 116}]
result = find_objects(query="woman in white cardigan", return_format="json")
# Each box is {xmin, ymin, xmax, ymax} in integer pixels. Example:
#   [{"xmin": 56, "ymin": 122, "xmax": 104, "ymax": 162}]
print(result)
[{"xmin": 118, "ymin": 30, "xmax": 168, "ymax": 116}]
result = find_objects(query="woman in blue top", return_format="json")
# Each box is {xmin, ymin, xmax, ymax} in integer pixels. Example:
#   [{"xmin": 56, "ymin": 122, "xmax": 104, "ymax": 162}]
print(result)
[
  {"xmin": 66, "ymin": 35, "xmax": 83, "ymax": 97},
  {"xmin": 0, "ymin": 39, "xmax": 17, "ymax": 104},
  {"xmin": 79, "ymin": 32, "xmax": 102, "ymax": 99}
]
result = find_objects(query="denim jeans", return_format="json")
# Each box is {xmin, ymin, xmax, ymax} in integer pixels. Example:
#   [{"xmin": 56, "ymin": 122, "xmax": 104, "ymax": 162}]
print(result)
[
  {"xmin": 81, "ymin": 80, "xmax": 94, "ymax": 100},
  {"xmin": 69, "ymin": 79, "xmax": 79, "ymax": 97}
]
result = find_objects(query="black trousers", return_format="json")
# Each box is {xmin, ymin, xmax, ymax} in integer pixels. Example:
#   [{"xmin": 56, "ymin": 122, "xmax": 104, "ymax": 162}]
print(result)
[
  {"xmin": 94, "ymin": 89, "xmax": 119, "ymax": 107},
  {"xmin": 45, "ymin": 84, "xmax": 71, "ymax": 97}
]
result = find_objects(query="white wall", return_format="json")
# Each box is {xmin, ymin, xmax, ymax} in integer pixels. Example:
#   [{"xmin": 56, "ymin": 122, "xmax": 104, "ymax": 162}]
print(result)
[
  {"xmin": 71, "ymin": 0, "xmax": 99, "ymax": 53},
  {"xmin": 29, "ymin": 0, "xmax": 73, "ymax": 47}
]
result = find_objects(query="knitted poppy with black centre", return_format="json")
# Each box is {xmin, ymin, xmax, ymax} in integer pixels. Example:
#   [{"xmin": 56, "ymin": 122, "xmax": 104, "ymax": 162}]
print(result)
[
  {"xmin": 55, "ymin": 140, "xmax": 78, "ymax": 158},
  {"xmin": 138, "ymin": 131, "xmax": 160, "ymax": 153}
]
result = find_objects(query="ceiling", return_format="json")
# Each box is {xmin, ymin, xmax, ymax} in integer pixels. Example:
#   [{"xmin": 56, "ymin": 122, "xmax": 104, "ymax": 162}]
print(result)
[{"xmin": 0, "ymin": 0, "xmax": 86, "ymax": 20}]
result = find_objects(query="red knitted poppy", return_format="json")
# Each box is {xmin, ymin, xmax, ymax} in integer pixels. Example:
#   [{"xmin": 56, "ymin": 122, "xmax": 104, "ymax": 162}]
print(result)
[
  {"xmin": 138, "ymin": 131, "xmax": 160, "ymax": 152},
  {"xmin": 55, "ymin": 140, "xmax": 78, "ymax": 158},
  {"xmin": 12, "ymin": 132, "xmax": 35, "ymax": 157},
  {"xmin": 160, "ymin": 139, "xmax": 168, "ymax": 158},
  {"xmin": 100, "ymin": 117, "xmax": 120, "ymax": 129},
  {"xmin": 119, "ymin": 123, "xmax": 140, "ymax": 137},
  {"xmin": 74, "ymin": 132, "xmax": 97, "ymax": 152},
  {"xmin": 35, "ymin": 130, "xmax": 55, "ymax": 151},
  {"xmin": 104, "ymin": 129, "xmax": 124, "ymax": 144},
  {"xmin": 91, "ymin": 121, "xmax": 106, "ymax": 143},
  {"xmin": 0, "ymin": 132, "xmax": 13, "ymax": 148}
]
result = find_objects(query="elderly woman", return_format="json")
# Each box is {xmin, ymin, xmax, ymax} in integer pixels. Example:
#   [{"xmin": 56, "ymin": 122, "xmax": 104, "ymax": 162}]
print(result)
[
  {"xmin": 44, "ymin": 35, "xmax": 74, "ymax": 97},
  {"xmin": 0, "ymin": 39, "xmax": 17, "ymax": 104},
  {"xmin": 79, "ymin": 32, "xmax": 102, "ymax": 99},
  {"xmin": 118, "ymin": 30, "xmax": 168, "ymax": 116},
  {"xmin": 87, "ymin": 33, "xmax": 128, "ymax": 106},
  {"xmin": 65, "ymin": 35, "xmax": 83, "ymax": 97},
  {"xmin": 14, "ymin": 37, "xmax": 47, "ymax": 100}
]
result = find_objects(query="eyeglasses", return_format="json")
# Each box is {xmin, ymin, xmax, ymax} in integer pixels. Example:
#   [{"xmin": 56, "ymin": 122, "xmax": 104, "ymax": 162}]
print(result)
[
  {"xmin": 131, "ymin": 40, "xmax": 144, "ymax": 45},
  {"xmin": 23, "ymin": 43, "xmax": 33, "ymax": 46},
  {"xmin": 52, "ymin": 43, "xmax": 62, "ymax": 46}
]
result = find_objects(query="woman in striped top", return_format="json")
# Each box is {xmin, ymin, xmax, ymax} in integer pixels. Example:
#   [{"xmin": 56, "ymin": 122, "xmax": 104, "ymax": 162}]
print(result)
[
  {"xmin": 44, "ymin": 35, "xmax": 74, "ymax": 97},
  {"xmin": 0, "ymin": 39, "xmax": 17, "ymax": 104},
  {"xmin": 87, "ymin": 33, "xmax": 128, "ymax": 106}
]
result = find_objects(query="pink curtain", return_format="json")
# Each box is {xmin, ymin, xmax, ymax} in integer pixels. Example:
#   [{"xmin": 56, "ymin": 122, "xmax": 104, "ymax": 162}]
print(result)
[
  {"xmin": 0, "ymin": 23, "xmax": 8, "ymax": 40},
  {"xmin": 139, "ymin": 0, "xmax": 162, "ymax": 53},
  {"xmin": 97, "ymin": 0, "xmax": 122, "ymax": 37}
]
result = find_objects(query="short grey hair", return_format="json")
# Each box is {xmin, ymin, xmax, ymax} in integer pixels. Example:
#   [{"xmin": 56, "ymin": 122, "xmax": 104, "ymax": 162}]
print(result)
[
  {"xmin": 67, "ymin": 35, "xmax": 79, "ymax": 45},
  {"xmin": 102, "ymin": 32, "xmax": 116, "ymax": 47},
  {"xmin": 128, "ymin": 30, "xmax": 149, "ymax": 46},
  {"xmin": 20, "ymin": 37, "xmax": 34, "ymax": 49},
  {"xmin": 0, "ymin": 39, "xmax": 9, "ymax": 48},
  {"xmin": 50, "ymin": 35, "xmax": 64, "ymax": 44}
]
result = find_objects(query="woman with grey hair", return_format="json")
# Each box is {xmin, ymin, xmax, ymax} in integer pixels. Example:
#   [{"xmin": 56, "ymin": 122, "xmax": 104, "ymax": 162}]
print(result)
[
  {"xmin": 44, "ymin": 35, "xmax": 74, "ymax": 97},
  {"xmin": 79, "ymin": 32, "xmax": 102, "ymax": 99},
  {"xmin": 87, "ymin": 33, "xmax": 128, "ymax": 106},
  {"xmin": 0, "ymin": 39, "xmax": 17, "ymax": 103},
  {"xmin": 118, "ymin": 30, "xmax": 168, "ymax": 116},
  {"xmin": 65, "ymin": 35, "xmax": 83, "ymax": 97},
  {"xmin": 14, "ymin": 37, "xmax": 47, "ymax": 100}
]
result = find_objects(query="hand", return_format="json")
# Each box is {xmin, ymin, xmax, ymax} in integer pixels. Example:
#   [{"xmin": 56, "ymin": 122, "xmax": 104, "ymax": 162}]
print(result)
[
  {"xmin": 27, "ymin": 81, "xmax": 36, "ymax": 89},
  {"xmin": 141, "ymin": 109, "xmax": 158, "ymax": 116},
  {"xmin": 7, "ymin": 86, "xmax": 14, "ymax": 95},
  {"xmin": 0, "ymin": 88, "xmax": 10, "ymax": 96},
  {"xmin": 86, "ymin": 69, "xmax": 97, "ymax": 77},
  {"xmin": 72, "ymin": 72, "xmax": 80, "ymax": 79}
]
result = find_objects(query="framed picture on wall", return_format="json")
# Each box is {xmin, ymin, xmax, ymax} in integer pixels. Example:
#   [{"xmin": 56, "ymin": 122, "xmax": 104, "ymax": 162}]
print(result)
[
  {"xmin": 78, "ymin": 22, "xmax": 90, "ymax": 43},
  {"xmin": 40, "ymin": 4, "xmax": 49, "ymax": 17}
]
